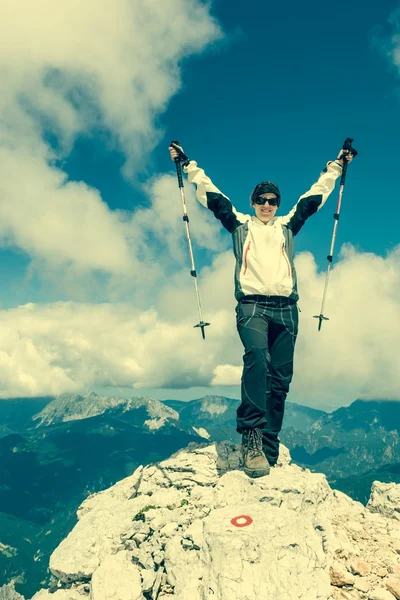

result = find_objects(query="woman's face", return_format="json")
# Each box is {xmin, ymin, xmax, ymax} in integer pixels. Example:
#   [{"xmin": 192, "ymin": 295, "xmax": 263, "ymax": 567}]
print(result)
[{"xmin": 252, "ymin": 193, "xmax": 279, "ymax": 223}]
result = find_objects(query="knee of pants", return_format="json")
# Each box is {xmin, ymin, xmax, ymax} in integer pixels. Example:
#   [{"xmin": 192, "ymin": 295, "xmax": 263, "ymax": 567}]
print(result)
[
  {"xmin": 271, "ymin": 362, "xmax": 293, "ymax": 392},
  {"xmin": 269, "ymin": 390, "xmax": 288, "ymax": 406},
  {"xmin": 243, "ymin": 346, "xmax": 269, "ymax": 368},
  {"xmin": 271, "ymin": 376, "xmax": 292, "ymax": 396},
  {"xmin": 271, "ymin": 378, "xmax": 292, "ymax": 397}
]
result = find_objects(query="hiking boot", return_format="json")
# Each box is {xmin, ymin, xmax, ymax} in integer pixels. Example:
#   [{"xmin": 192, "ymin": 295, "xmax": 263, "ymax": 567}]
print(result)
[{"xmin": 241, "ymin": 428, "xmax": 270, "ymax": 478}]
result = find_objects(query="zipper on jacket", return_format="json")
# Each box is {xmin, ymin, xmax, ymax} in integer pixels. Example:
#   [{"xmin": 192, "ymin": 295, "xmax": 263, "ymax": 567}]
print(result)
[
  {"xmin": 243, "ymin": 240, "xmax": 251, "ymax": 275},
  {"xmin": 282, "ymin": 244, "xmax": 291, "ymax": 277}
]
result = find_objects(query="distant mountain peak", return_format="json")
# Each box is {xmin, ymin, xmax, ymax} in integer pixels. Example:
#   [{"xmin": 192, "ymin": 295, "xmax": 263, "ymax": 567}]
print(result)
[
  {"xmin": 199, "ymin": 395, "xmax": 230, "ymax": 416},
  {"xmin": 32, "ymin": 393, "xmax": 178, "ymax": 428},
  {"xmin": 192, "ymin": 426, "xmax": 211, "ymax": 439}
]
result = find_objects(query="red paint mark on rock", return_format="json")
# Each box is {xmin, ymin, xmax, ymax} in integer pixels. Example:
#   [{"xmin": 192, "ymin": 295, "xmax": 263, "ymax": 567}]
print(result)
[{"xmin": 230, "ymin": 515, "xmax": 253, "ymax": 528}]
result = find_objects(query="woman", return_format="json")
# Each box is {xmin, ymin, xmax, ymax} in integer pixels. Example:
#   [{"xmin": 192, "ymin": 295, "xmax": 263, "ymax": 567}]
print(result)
[{"xmin": 169, "ymin": 143, "xmax": 353, "ymax": 478}]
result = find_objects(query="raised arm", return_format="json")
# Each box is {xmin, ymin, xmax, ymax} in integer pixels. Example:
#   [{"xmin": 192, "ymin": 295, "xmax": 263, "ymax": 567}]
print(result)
[
  {"xmin": 280, "ymin": 152, "xmax": 352, "ymax": 236},
  {"xmin": 169, "ymin": 143, "xmax": 248, "ymax": 233}
]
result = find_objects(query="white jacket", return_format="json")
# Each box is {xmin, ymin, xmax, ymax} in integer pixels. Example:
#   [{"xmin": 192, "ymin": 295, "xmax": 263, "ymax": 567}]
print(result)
[{"xmin": 184, "ymin": 160, "xmax": 342, "ymax": 301}]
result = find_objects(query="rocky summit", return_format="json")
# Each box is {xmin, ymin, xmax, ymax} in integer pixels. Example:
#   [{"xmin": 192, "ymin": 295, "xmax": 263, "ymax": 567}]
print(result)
[{"xmin": 28, "ymin": 442, "xmax": 400, "ymax": 600}]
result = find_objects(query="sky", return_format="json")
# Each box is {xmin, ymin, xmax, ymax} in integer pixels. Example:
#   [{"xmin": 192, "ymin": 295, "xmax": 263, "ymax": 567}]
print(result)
[{"xmin": 0, "ymin": 0, "xmax": 399, "ymax": 410}]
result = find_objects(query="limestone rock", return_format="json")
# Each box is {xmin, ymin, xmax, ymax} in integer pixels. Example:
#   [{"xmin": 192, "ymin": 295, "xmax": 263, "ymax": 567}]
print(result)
[
  {"xmin": 0, "ymin": 583, "xmax": 25, "ymax": 600},
  {"xmin": 275, "ymin": 442, "xmax": 291, "ymax": 466},
  {"xmin": 47, "ymin": 465, "xmax": 144, "ymax": 581},
  {"xmin": 349, "ymin": 556, "xmax": 370, "ymax": 576},
  {"xmin": 140, "ymin": 569, "xmax": 156, "ymax": 593},
  {"xmin": 369, "ymin": 587, "xmax": 397, "ymax": 600},
  {"xmin": 353, "ymin": 576, "xmax": 370, "ymax": 593},
  {"xmin": 29, "ymin": 441, "xmax": 400, "ymax": 600},
  {"xmin": 91, "ymin": 551, "xmax": 143, "ymax": 600},
  {"xmin": 386, "ymin": 577, "xmax": 400, "ymax": 599},
  {"xmin": 331, "ymin": 590, "xmax": 362, "ymax": 600},
  {"xmin": 378, "ymin": 568, "xmax": 389, "ymax": 578},
  {"xmin": 330, "ymin": 560, "xmax": 354, "ymax": 586},
  {"xmin": 389, "ymin": 526, "xmax": 400, "ymax": 555},
  {"xmin": 368, "ymin": 483, "xmax": 400, "ymax": 521}
]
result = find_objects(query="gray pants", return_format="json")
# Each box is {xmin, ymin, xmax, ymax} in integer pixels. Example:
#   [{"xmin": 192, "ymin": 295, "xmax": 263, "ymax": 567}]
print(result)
[{"xmin": 236, "ymin": 296, "xmax": 298, "ymax": 464}]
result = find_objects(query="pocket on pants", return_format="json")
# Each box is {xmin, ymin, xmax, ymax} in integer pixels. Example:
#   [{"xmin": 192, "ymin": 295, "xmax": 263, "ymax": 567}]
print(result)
[{"xmin": 236, "ymin": 302, "xmax": 257, "ymax": 328}]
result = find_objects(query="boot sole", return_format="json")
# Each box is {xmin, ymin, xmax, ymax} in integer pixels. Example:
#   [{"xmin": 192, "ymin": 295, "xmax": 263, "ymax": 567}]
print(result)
[{"xmin": 243, "ymin": 465, "xmax": 270, "ymax": 478}]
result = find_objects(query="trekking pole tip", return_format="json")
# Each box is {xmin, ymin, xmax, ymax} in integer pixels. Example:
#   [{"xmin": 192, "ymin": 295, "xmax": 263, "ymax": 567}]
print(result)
[
  {"xmin": 194, "ymin": 321, "xmax": 211, "ymax": 340},
  {"xmin": 313, "ymin": 314, "xmax": 329, "ymax": 332}
]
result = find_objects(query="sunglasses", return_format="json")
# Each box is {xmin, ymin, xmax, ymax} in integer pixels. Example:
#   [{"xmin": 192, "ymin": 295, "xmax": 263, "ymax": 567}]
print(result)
[{"xmin": 253, "ymin": 196, "xmax": 279, "ymax": 207}]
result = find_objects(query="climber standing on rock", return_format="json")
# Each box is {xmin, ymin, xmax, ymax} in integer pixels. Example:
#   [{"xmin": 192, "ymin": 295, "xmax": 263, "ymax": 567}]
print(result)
[{"xmin": 169, "ymin": 142, "xmax": 353, "ymax": 479}]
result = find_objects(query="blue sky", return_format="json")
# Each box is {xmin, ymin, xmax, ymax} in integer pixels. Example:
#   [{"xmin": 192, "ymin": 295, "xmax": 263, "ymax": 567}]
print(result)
[
  {"xmin": 161, "ymin": 0, "xmax": 399, "ymax": 261},
  {"xmin": 0, "ymin": 0, "xmax": 399, "ymax": 408}
]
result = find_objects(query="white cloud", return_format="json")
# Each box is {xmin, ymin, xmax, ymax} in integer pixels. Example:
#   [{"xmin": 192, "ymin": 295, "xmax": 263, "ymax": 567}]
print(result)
[
  {"xmin": 0, "ymin": 0, "xmax": 221, "ymax": 273},
  {"xmin": 291, "ymin": 245, "xmax": 400, "ymax": 404},
  {"xmin": 211, "ymin": 364, "xmax": 242, "ymax": 386},
  {"xmin": 0, "ymin": 245, "xmax": 399, "ymax": 406},
  {"xmin": 372, "ymin": 5, "xmax": 400, "ymax": 74},
  {"xmin": 0, "ymin": 301, "xmax": 234, "ymax": 398},
  {"xmin": 387, "ymin": 7, "xmax": 400, "ymax": 68},
  {"xmin": 0, "ymin": 151, "xmax": 132, "ymax": 272}
]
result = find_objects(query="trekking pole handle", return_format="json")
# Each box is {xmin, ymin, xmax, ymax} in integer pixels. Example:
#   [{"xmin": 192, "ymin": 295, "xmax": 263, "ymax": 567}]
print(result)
[
  {"xmin": 171, "ymin": 140, "xmax": 189, "ymax": 189},
  {"xmin": 170, "ymin": 140, "xmax": 189, "ymax": 164},
  {"xmin": 174, "ymin": 159, "xmax": 184, "ymax": 188},
  {"xmin": 342, "ymin": 137, "xmax": 358, "ymax": 158},
  {"xmin": 339, "ymin": 138, "xmax": 358, "ymax": 185}
]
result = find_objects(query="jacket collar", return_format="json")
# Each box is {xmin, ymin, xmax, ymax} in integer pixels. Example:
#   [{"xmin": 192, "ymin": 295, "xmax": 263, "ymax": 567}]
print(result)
[{"xmin": 252, "ymin": 215, "xmax": 277, "ymax": 227}]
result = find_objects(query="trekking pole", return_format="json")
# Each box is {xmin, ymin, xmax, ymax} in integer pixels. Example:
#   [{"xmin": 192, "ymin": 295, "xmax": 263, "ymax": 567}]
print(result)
[
  {"xmin": 170, "ymin": 141, "xmax": 210, "ymax": 340},
  {"xmin": 314, "ymin": 138, "xmax": 358, "ymax": 331}
]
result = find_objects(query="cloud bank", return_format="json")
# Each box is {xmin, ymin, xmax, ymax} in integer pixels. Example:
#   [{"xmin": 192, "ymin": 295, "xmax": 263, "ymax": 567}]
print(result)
[
  {"xmin": 1, "ymin": 245, "xmax": 399, "ymax": 406},
  {"xmin": 372, "ymin": 4, "xmax": 400, "ymax": 75},
  {"xmin": 0, "ymin": 0, "xmax": 221, "ymax": 275}
]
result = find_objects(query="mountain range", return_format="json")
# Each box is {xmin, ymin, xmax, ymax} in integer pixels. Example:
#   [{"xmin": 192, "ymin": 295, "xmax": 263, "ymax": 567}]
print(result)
[
  {"xmin": 0, "ymin": 392, "xmax": 399, "ymax": 597},
  {"xmin": 0, "ymin": 398, "xmax": 52, "ymax": 437},
  {"xmin": 0, "ymin": 393, "xmax": 202, "ymax": 596}
]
